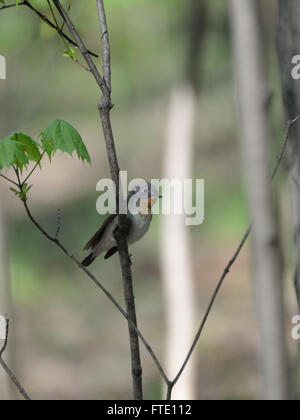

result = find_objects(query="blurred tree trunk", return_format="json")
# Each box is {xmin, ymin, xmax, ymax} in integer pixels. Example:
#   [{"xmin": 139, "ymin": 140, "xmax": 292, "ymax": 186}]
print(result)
[
  {"xmin": 161, "ymin": 0, "xmax": 207, "ymax": 400},
  {"xmin": 276, "ymin": 0, "xmax": 300, "ymax": 309},
  {"xmin": 276, "ymin": 0, "xmax": 300, "ymax": 398},
  {"xmin": 161, "ymin": 85, "xmax": 196, "ymax": 400},
  {"xmin": 230, "ymin": 0, "xmax": 289, "ymax": 400}
]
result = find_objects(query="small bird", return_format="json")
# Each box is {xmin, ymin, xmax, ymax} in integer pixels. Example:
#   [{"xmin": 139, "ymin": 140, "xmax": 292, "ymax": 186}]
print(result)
[{"xmin": 81, "ymin": 182, "xmax": 161, "ymax": 267}]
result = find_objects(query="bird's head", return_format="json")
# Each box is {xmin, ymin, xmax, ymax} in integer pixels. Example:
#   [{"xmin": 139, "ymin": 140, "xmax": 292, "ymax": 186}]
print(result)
[{"xmin": 128, "ymin": 181, "xmax": 162, "ymax": 215}]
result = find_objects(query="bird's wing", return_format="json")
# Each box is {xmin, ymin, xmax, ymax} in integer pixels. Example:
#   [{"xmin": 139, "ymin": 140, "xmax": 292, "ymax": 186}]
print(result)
[{"xmin": 83, "ymin": 214, "xmax": 117, "ymax": 251}]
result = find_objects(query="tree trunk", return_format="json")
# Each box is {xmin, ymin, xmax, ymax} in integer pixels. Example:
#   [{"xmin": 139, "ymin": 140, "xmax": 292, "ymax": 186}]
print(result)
[
  {"xmin": 276, "ymin": 0, "xmax": 300, "ymax": 399},
  {"xmin": 230, "ymin": 0, "xmax": 289, "ymax": 400},
  {"xmin": 161, "ymin": 85, "xmax": 197, "ymax": 400},
  {"xmin": 160, "ymin": 0, "xmax": 207, "ymax": 400},
  {"xmin": 276, "ymin": 0, "xmax": 300, "ymax": 309}
]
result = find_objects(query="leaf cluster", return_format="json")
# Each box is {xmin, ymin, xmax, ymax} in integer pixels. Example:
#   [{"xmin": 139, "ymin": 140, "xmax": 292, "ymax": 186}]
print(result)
[
  {"xmin": 0, "ymin": 119, "xmax": 90, "ymax": 172},
  {"xmin": 0, "ymin": 119, "xmax": 91, "ymax": 200}
]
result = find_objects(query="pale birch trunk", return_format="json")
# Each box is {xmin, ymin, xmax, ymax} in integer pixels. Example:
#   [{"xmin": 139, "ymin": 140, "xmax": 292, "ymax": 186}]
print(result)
[
  {"xmin": 161, "ymin": 85, "xmax": 196, "ymax": 400},
  {"xmin": 230, "ymin": 0, "xmax": 289, "ymax": 400},
  {"xmin": 160, "ymin": 0, "xmax": 207, "ymax": 400}
]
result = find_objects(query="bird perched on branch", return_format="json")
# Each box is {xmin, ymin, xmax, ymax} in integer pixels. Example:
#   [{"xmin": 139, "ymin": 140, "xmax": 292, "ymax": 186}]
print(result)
[{"xmin": 81, "ymin": 182, "xmax": 161, "ymax": 266}]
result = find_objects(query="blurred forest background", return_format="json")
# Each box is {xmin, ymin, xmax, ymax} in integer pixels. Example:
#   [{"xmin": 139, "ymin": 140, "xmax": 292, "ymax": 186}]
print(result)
[{"xmin": 0, "ymin": 0, "xmax": 298, "ymax": 400}]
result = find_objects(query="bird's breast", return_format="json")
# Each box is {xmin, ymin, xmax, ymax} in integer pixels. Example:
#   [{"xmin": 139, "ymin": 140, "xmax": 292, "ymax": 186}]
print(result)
[{"xmin": 128, "ymin": 213, "xmax": 152, "ymax": 244}]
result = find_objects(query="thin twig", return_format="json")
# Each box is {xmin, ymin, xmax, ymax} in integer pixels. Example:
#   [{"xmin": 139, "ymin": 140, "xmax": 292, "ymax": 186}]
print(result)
[
  {"xmin": 22, "ymin": 151, "xmax": 46, "ymax": 186},
  {"xmin": 271, "ymin": 116, "xmax": 299, "ymax": 181},
  {"xmin": 60, "ymin": 0, "xmax": 72, "ymax": 32},
  {"xmin": 55, "ymin": 209, "xmax": 61, "ymax": 239},
  {"xmin": 53, "ymin": 0, "xmax": 108, "ymax": 94},
  {"xmin": 73, "ymin": 58, "xmax": 91, "ymax": 72},
  {"xmin": 166, "ymin": 116, "xmax": 299, "ymax": 400},
  {"xmin": 0, "ymin": 1, "xmax": 25, "ymax": 10},
  {"xmin": 0, "ymin": 1, "xmax": 98, "ymax": 58},
  {"xmin": 0, "ymin": 173, "xmax": 19, "ymax": 187},
  {"xmin": 0, "ymin": 318, "xmax": 31, "ymax": 400},
  {"xmin": 46, "ymin": 0, "xmax": 90, "ymax": 72}
]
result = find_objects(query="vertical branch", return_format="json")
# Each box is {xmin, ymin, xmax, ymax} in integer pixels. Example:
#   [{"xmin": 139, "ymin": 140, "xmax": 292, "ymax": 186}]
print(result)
[
  {"xmin": 96, "ymin": 0, "xmax": 142, "ymax": 399},
  {"xmin": 53, "ymin": 0, "xmax": 143, "ymax": 400},
  {"xmin": 96, "ymin": 0, "xmax": 111, "ymax": 91}
]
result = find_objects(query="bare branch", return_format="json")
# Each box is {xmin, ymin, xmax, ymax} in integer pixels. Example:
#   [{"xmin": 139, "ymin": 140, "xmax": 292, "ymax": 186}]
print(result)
[
  {"xmin": 0, "ymin": 318, "xmax": 31, "ymax": 400},
  {"xmin": 0, "ymin": 1, "xmax": 25, "ymax": 10},
  {"xmin": 55, "ymin": 208, "xmax": 61, "ymax": 239},
  {"xmin": 271, "ymin": 116, "xmax": 299, "ymax": 181},
  {"xmin": 166, "ymin": 116, "xmax": 299, "ymax": 400},
  {"xmin": 22, "ymin": 151, "xmax": 46, "ymax": 186},
  {"xmin": 0, "ymin": 173, "xmax": 19, "ymax": 187},
  {"xmin": 96, "ymin": 0, "xmax": 111, "ymax": 91},
  {"xmin": 0, "ymin": 1, "xmax": 98, "ymax": 58},
  {"xmin": 53, "ymin": 0, "xmax": 108, "ymax": 94}
]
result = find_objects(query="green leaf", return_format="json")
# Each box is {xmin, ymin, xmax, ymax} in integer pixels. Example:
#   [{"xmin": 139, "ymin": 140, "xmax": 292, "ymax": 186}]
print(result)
[
  {"xmin": 10, "ymin": 187, "xmax": 19, "ymax": 195},
  {"xmin": 9, "ymin": 183, "xmax": 32, "ymax": 201},
  {"xmin": 0, "ymin": 133, "xmax": 41, "ymax": 171},
  {"xmin": 12, "ymin": 133, "xmax": 41, "ymax": 162},
  {"xmin": 40, "ymin": 119, "xmax": 91, "ymax": 163},
  {"xmin": 63, "ymin": 45, "xmax": 76, "ymax": 60}
]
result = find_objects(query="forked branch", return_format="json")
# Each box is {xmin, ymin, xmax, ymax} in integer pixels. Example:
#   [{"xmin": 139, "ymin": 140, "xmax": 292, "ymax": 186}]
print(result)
[{"xmin": 0, "ymin": 1, "xmax": 98, "ymax": 57}]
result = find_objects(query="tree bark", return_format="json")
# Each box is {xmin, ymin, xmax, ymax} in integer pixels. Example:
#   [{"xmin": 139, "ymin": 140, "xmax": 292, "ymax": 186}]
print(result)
[
  {"xmin": 276, "ymin": 0, "xmax": 300, "ymax": 309},
  {"xmin": 230, "ymin": 0, "xmax": 289, "ymax": 400}
]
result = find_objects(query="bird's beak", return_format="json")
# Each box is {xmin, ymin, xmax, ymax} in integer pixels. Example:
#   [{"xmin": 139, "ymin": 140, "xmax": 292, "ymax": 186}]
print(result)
[{"xmin": 159, "ymin": 195, "xmax": 163, "ymax": 199}]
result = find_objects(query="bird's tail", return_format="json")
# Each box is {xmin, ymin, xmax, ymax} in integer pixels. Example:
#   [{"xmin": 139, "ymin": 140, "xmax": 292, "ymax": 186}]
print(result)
[{"xmin": 81, "ymin": 253, "xmax": 96, "ymax": 267}]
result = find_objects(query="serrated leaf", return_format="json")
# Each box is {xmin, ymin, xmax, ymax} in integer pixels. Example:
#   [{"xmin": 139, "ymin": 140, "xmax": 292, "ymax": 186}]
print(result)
[
  {"xmin": 0, "ymin": 133, "xmax": 41, "ymax": 171},
  {"xmin": 11, "ymin": 133, "xmax": 41, "ymax": 162},
  {"xmin": 40, "ymin": 119, "xmax": 91, "ymax": 163},
  {"xmin": 0, "ymin": 137, "xmax": 28, "ymax": 170}
]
